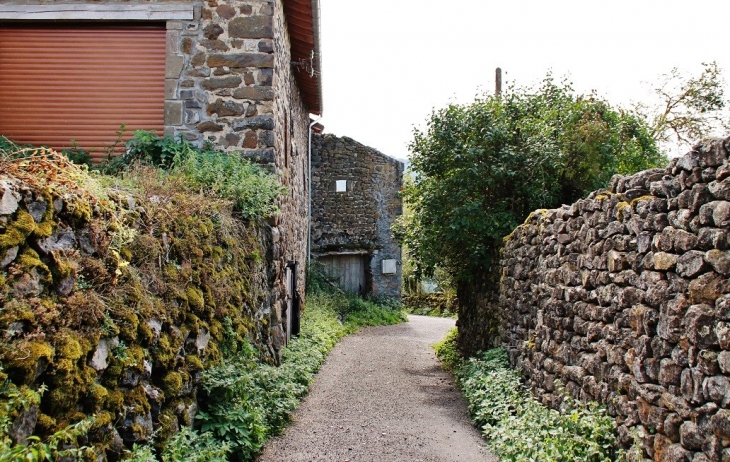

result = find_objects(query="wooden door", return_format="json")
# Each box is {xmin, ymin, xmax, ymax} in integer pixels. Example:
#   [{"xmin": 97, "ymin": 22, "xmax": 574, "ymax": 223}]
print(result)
[{"xmin": 319, "ymin": 255, "xmax": 367, "ymax": 295}]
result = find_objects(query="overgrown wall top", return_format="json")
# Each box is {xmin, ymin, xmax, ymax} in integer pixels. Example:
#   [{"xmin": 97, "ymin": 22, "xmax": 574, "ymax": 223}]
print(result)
[{"xmin": 499, "ymin": 138, "xmax": 730, "ymax": 461}]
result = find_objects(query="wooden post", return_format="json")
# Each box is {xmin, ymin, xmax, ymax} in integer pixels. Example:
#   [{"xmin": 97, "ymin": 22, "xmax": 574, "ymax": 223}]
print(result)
[{"xmin": 495, "ymin": 67, "xmax": 502, "ymax": 96}]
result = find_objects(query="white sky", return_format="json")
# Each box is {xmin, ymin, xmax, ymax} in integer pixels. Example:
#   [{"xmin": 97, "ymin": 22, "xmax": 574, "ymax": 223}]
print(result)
[{"xmin": 317, "ymin": 0, "xmax": 730, "ymax": 161}]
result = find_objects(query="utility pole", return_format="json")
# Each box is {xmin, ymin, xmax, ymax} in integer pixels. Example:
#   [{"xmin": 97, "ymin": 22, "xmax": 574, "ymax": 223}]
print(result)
[{"xmin": 495, "ymin": 67, "xmax": 502, "ymax": 96}]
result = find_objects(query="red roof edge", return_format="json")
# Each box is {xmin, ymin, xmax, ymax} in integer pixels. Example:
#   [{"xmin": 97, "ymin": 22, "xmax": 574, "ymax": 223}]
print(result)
[{"xmin": 284, "ymin": 0, "xmax": 323, "ymax": 115}]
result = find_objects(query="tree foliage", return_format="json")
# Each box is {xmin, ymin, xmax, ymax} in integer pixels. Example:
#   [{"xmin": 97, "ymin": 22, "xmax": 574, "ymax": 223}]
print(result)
[
  {"xmin": 638, "ymin": 61, "xmax": 730, "ymax": 147},
  {"xmin": 395, "ymin": 76, "xmax": 666, "ymax": 283}
]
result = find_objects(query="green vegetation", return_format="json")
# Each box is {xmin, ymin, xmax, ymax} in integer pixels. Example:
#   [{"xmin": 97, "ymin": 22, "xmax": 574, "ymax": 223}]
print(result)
[
  {"xmin": 434, "ymin": 329, "xmax": 619, "ymax": 461},
  {"xmin": 396, "ymin": 74, "xmax": 666, "ymax": 285},
  {"xmin": 124, "ymin": 287, "xmax": 405, "ymax": 461},
  {"xmin": 403, "ymin": 292, "xmax": 457, "ymax": 318},
  {"xmin": 0, "ymin": 380, "xmax": 95, "ymax": 461},
  {"xmin": 106, "ymin": 131, "xmax": 286, "ymax": 219}
]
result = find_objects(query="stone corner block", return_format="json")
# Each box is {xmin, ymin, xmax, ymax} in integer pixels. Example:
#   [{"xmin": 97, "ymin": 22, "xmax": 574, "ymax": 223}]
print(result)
[
  {"xmin": 164, "ymin": 101, "xmax": 184, "ymax": 126},
  {"xmin": 165, "ymin": 55, "xmax": 185, "ymax": 78}
]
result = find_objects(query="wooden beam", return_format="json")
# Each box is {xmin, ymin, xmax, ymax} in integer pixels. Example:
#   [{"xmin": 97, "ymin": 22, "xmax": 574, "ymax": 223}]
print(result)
[{"xmin": 0, "ymin": 2, "xmax": 194, "ymax": 20}]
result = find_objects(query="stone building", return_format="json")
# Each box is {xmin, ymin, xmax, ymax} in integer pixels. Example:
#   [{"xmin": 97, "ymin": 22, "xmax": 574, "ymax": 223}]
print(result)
[
  {"xmin": 311, "ymin": 134, "xmax": 404, "ymax": 298},
  {"xmin": 0, "ymin": 0, "xmax": 323, "ymax": 347}
]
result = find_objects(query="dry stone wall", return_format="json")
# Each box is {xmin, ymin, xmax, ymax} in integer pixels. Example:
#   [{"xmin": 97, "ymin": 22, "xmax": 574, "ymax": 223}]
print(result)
[
  {"xmin": 311, "ymin": 134, "xmax": 404, "ymax": 297},
  {"xmin": 0, "ymin": 169, "xmax": 277, "ymax": 459},
  {"xmin": 499, "ymin": 138, "xmax": 730, "ymax": 461}
]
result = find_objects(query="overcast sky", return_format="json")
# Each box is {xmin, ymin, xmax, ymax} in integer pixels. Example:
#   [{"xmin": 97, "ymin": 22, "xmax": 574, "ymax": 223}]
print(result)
[{"xmin": 316, "ymin": 0, "xmax": 730, "ymax": 161}]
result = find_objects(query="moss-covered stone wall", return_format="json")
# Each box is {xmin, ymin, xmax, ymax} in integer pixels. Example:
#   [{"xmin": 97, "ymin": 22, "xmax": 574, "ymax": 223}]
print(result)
[{"xmin": 0, "ymin": 165, "xmax": 277, "ymax": 460}]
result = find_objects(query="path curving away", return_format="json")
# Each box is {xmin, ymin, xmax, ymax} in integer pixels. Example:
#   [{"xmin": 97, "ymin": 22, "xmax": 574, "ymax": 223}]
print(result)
[{"xmin": 258, "ymin": 315, "xmax": 497, "ymax": 462}]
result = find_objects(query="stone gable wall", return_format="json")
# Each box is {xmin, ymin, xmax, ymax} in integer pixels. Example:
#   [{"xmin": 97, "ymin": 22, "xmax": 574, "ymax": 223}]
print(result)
[
  {"xmin": 311, "ymin": 134, "xmax": 403, "ymax": 297},
  {"xmin": 499, "ymin": 138, "xmax": 730, "ymax": 461}
]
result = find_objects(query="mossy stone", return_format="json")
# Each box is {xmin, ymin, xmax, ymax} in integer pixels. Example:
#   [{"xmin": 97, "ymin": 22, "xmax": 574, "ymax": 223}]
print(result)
[{"xmin": 0, "ymin": 209, "xmax": 35, "ymax": 250}]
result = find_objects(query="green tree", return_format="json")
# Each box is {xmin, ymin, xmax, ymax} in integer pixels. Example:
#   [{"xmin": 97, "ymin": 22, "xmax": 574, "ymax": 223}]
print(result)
[
  {"xmin": 396, "ymin": 75, "xmax": 665, "ymax": 284},
  {"xmin": 395, "ymin": 76, "xmax": 666, "ymax": 352},
  {"xmin": 637, "ymin": 61, "xmax": 729, "ymax": 147}
]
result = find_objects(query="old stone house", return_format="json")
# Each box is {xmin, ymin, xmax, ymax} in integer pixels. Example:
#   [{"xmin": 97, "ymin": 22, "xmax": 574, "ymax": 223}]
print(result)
[
  {"xmin": 0, "ymin": 0, "xmax": 323, "ymax": 346},
  {"xmin": 311, "ymin": 134, "xmax": 404, "ymax": 298}
]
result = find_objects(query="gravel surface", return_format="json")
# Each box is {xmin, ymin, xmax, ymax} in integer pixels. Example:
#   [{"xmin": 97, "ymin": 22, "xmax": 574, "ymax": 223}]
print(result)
[{"xmin": 258, "ymin": 315, "xmax": 497, "ymax": 462}]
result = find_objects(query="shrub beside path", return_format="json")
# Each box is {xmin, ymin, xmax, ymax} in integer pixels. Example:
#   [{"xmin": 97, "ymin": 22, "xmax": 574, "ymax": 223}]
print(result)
[{"xmin": 258, "ymin": 315, "xmax": 497, "ymax": 462}]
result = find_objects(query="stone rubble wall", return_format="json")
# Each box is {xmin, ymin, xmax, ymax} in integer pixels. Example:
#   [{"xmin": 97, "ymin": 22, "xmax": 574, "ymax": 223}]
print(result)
[
  {"xmin": 0, "ymin": 173, "xmax": 277, "ymax": 459},
  {"xmin": 311, "ymin": 134, "xmax": 403, "ymax": 297},
  {"xmin": 166, "ymin": 0, "xmax": 278, "ymax": 158},
  {"xmin": 499, "ymin": 138, "xmax": 730, "ymax": 461}
]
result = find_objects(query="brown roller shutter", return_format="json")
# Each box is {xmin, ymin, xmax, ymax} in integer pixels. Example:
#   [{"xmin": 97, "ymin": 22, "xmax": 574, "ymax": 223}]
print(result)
[{"xmin": 0, "ymin": 25, "xmax": 165, "ymax": 162}]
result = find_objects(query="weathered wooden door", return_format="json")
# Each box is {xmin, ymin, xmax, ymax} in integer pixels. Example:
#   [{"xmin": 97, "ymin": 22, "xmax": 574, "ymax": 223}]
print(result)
[
  {"xmin": 285, "ymin": 265, "xmax": 293, "ymax": 344},
  {"xmin": 319, "ymin": 255, "xmax": 367, "ymax": 294}
]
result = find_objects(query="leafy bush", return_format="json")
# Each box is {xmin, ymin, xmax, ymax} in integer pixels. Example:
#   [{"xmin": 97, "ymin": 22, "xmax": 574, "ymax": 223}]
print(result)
[
  {"xmin": 434, "ymin": 332, "xmax": 619, "ymax": 461},
  {"xmin": 431, "ymin": 327, "xmax": 461, "ymax": 371},
  {"xmin": 396, "ymin": 74, "xmax": 666, "ymax": 284}
]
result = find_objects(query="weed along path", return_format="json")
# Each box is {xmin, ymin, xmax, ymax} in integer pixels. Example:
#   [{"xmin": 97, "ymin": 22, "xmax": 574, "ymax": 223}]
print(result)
[{"xmin": 258, "ymin": 315, "xmax": 496, "ymax": 462}]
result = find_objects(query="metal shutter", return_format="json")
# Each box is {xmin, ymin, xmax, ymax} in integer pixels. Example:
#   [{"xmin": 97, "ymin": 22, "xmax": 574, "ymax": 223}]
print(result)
[{"xmin": 0, "ymin": 25, "xmax": 165, "ymax": 162}]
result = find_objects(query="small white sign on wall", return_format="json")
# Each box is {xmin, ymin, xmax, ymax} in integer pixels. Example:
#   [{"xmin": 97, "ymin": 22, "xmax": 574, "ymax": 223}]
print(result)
[
  {"xmin": 336, "ymin": 180, "xmax": 347, "ymax": 192},
  {"xmin": 382, "ymin": 259, "xmax": 397, "ymax": 275}
]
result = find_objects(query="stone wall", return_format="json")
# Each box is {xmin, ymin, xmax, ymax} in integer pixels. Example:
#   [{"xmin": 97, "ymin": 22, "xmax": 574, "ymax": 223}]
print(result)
[
  {"xmin": 0, "ymin": 165, "xmax": 277, "ymax": 459},
  {"xmin": 311, "ymin": 134, "xmax": 403, "ymax": 297},
  {"xmin": 499, "ymin": 138, "xmax": 730, "ymax": 461},
  {"xmin": 267, "ymin": 0, "xmax": 309, "ymax": 343}
]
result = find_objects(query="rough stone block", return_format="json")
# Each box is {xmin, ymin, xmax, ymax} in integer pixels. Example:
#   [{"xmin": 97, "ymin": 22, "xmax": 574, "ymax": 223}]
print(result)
[
  {"xmin": 229, "ymin": 16, "xmax": 273, "ymax": 39},
  {"xmin": 654, "ymin": 252, "xmax": 678, "ymax": 271},
  {"xmin": 207, "ymin": 52, "xmax": 274, "ymax": 69},
  {"xmin": 704, "ymin": 249, "xmax": 730, "ymax": 275}
]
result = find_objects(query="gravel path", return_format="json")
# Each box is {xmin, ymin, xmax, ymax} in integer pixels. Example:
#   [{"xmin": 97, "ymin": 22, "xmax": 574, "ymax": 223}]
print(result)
[{"xmin": 258, "ymin": 315, "xmax": 497, "ymax": 462}]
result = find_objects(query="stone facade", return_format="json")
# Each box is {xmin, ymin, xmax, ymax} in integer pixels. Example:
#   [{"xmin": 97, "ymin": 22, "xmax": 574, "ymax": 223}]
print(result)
[
  {"xmin": 311, "ymin": 134, "xmax": 404, "ymax": 297},
  {"xmin": 165, "ymin": 0, "xmax": 312, "ymax": 355},
  {"xmin": 499, "ymin": 138, "xmax": 730, "ymax": 460}
]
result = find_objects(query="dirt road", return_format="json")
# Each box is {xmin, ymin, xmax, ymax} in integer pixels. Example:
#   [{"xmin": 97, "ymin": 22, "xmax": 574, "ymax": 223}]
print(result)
[{"xmin": 258, "ymin": 315, "xmax": 497, "ymax": 462}]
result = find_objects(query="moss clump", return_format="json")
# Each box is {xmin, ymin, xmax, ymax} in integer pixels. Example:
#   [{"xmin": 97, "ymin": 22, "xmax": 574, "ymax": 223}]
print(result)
[
  {"xmin": 630, "ymin": 194, "xmax": 656, "ymax": 205},
  {"xmin": 162, "ymin": 371, "xmax": 184, "ymax": 397},
  {"xmin": 151, "ymin": 333, "xmax": 176, "ymax": 369},
  {"xmin": 0, "ymin": 298, "xmax": 36, "ymax": 327},
  {"xmin": 117, "ymin": 309, "xmax": 140, "ymax": 343},
  {"xmin": 90, "ymin": 410, "xmax": 113, "ymax": 431},
  {"xmin": 16, "ymin": 248, "xmax": 51, "ymax": 281},
  {"xmin": 36, "ymin": 413, "xmax": 58, "ymax": 435},
  {"xmin": 185, "ymin": 286, "xmax": 205, "ymax": 310},
  {"xmin": 87, "ymin": 383, "xmax": 109, "ymax": 412},
  {"xmin": 616, "ymin": 201, "xmax": 632, "ymax": 220},
  {"xmin": 3, "ymin": 340, "xmax": 54, "ymax": 384},
  {"xmin": 55, "ymin": 330, "xmax": 85, "ymax": 360},
  {"xmin": 124, "ymin": 385, "xmax": 152, "ymax": 415},
  {"xmin": 106, "ymin": 390, "xmax": 124, "ymax": 414},
  {"xmin": 0, "ymin": 209, "xmax": 36, "ymax": 249},
  {"xmin": 184, "ymin": 354, "xmax": 204, "ymax": 371}
]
